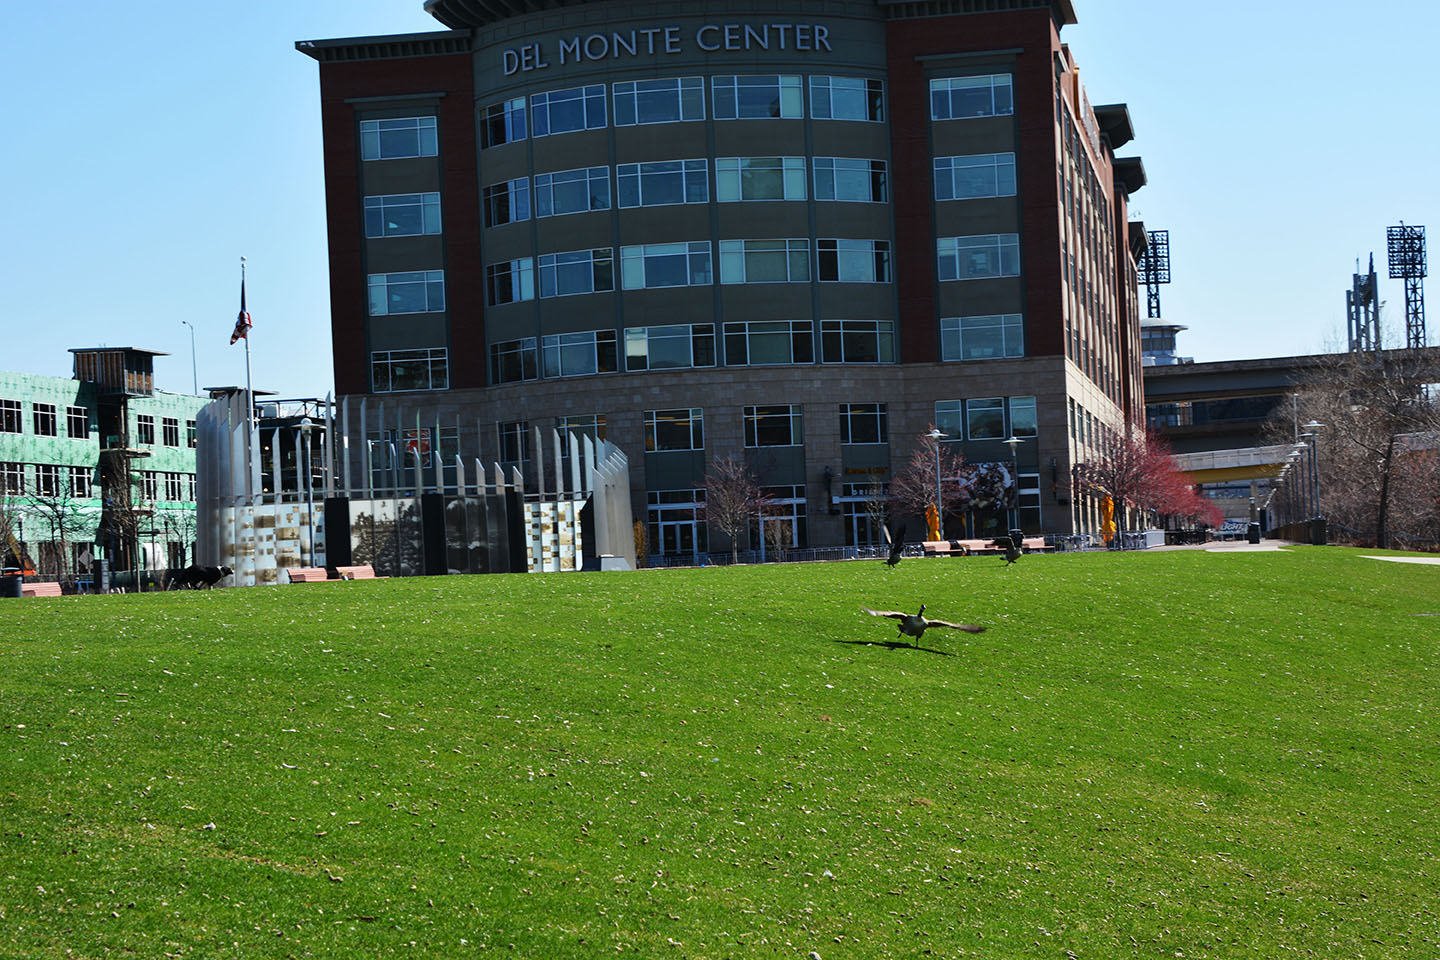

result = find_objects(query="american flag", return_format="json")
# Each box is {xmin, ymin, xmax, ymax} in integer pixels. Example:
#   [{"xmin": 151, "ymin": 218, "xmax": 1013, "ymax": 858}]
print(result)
[{"xmin": 230, "ymin": 270, "xmax": 252, "ymax": 345}]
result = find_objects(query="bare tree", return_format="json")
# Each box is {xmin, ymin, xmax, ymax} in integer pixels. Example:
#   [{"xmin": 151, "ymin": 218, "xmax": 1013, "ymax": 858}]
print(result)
[
  {"xmin": 702, "ymin": 456, "xmax": 770, "ymax": 563},
  {"xmin": 25, "ymin": 484, "xmax": 93, "ymax": 581},
  {"xmin": 889, "ymin": 427, "xmax": 969, "ymax": 538},
  {"xmin": 0, "ymin": 474, "xmax": 26, "ymax": 571},
  {"xmin": 1277, "ymin": 348, "xmax": 1440, "ymax": 547}
]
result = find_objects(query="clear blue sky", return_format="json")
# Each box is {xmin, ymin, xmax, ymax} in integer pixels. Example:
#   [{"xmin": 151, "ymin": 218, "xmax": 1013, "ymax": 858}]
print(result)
[{"xmin": 2, "ymin": 1, "xmax": 1435, "ymax": 398}]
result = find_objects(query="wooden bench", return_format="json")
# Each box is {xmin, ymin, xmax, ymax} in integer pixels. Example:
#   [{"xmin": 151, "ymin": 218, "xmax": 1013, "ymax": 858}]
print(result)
[
  {"xmin": 921, "ymin": 541, "xmax": 969, "ymax": 557},
  {"xmin": 286, "ymin": 567, "xmax": 330, "ymax": 584},
  {"xmin": 335, "ymin": 565, "xmax": 380, "ymax": 580},
  {"xmin": 21, "ymin": 582, "xmax": 63, "ymax": 598}
]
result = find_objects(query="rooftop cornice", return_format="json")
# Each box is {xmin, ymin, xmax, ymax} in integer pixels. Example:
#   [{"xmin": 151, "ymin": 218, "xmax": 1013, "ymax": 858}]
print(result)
[
  {"xmin": 1113, "ymin": 156, "xmax": 1146, "ymax": 196},
  {"xmin": 1092, "ymin": 103, "xmax": 1134, "ymax": 150},
  {"xmin": 422, "ymin": 0, "xmax": 1078, "ymax": 30},
  {"xmin": 295, "ymin": 30, "xmax": 472, "ymax": 63}
]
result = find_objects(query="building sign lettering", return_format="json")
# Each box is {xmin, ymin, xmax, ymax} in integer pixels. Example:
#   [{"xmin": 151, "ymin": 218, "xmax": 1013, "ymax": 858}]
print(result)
[{"xmin": 503, "ymin": 23, "xmax": 833, "ymax": 76}]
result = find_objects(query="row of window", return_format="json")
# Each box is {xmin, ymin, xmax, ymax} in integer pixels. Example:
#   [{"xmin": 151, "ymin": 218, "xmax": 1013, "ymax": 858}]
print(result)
[
  {"xmin": 370, "ymin": 150, "xmax": 1013, "ymax": 242},
  {"xmin": 0, "ymin": 402, "xmax": 198, "ymax": 449},
  {"xmin": 634, "ymin": 396, "xmax": 1035, "ymax": 453},
  {"xmin": 0, "ymin": 462, "xmax": 196, "ymax": 502},
  {"xmin": 368, "ymin": 313, "xmax": 1023, "ymax": 393},
  {"xmin": 0, "ymin": 400, "xmax": 89, "ymax": 439},
  {"xmin": 481, "ymin": 156, "xmax": 887, "ymax": 225},
  {"xmin": 479, "ymin": 75, "xmax": 886, "ymax": 149},
  {"xmin": 475, "ymin": 238, "xmax": 892, "ymax": 307},
  {"xmin": 488, "ymin": 318, "xmax": 899, "ymax": 384},
  {"xmin": 362, "ymin": 73, "xmax": 1010, "ymax": 163},
  {"xmin": 369, "ymin": 231, "xmax": 1018, "ymax": 315},
  {"xmin": 135, "ymin": 415, "xmax": 198, "ymax": 448}
]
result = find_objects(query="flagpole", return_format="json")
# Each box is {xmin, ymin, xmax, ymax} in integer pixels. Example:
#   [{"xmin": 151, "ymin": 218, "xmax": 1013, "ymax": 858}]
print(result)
[{"xmin": 241, "ymin": 257, "xmax": 257, "ymax": 498}]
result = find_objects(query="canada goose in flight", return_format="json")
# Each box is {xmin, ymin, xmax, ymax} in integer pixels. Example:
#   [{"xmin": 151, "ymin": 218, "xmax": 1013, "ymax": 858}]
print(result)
[
  {"xmin": 885, "ymin": 523, "xmax": 906, "ymax": 567},
  {"xmin": 861, "ymin": 605, "xmax": 985, "ymax": 647}
]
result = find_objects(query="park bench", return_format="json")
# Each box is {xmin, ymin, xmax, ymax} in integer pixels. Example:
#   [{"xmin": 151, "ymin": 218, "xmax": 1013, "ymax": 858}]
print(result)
[
  {"xmin": 335, "ymin": 565, "xmax": 380, "ymax": 580},
  {"xmin": 286, "ymin": 567, "xmax": 330, "ymax": 584},
  {"xmin": 21, "ymin": 582, "xmax": 63, "ymax": 598}
]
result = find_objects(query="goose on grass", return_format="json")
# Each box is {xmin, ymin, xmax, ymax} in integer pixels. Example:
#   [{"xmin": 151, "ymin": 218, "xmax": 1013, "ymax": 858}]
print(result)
[{"xmin": 861, "ymin": 605, "xmax": 985, "ymax": 647}]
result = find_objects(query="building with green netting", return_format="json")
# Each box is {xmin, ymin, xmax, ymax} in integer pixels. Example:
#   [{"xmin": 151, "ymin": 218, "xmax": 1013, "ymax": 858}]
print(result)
[{"xmin": 0, "ymin": 348, "xmax": 208, "ymax": 590}]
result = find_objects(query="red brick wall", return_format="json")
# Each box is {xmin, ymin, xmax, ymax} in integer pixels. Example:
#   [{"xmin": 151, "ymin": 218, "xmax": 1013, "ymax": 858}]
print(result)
[
  {"xmin": 886, "ymin": 11, "xmax": 1063, "ymax": 363},
  {"xmin": 316, "ymin": 55, "xmax": 481, "ymax": 394}
]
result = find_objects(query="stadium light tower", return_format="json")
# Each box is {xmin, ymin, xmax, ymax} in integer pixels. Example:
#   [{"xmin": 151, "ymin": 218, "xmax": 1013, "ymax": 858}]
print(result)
[
  {"xmin": 1387, "ymin": 224, "xmax": 1427, "ymax": 348},
  {"xmin": 1347, "ymin": 253, "xmax": 1381, "ymax": 353},
  {"xmin": 1137, "ymin": 229, "xmax": 1171, "ymax": 319}
]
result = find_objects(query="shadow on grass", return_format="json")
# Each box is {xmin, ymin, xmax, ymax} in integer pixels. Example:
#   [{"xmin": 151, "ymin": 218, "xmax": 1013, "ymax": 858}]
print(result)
[{"xmin": 834, "ymin": 639, "xmax": 954, "ymax": 656}]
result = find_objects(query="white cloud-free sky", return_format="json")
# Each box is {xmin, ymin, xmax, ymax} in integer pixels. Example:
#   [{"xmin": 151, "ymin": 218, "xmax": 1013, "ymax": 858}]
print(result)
[{"xmin": 1, "ymin": 1, "xmax": 1434, "ymax": 396}]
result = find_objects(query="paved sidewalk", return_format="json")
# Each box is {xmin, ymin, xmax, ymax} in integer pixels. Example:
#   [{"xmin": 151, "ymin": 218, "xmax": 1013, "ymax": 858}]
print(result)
[
  {"xmin": 1361, "ymin": 555, "xmax": 1440, "ymax": 566},
  {"xmin": 1149, "ymin": 540, "xmax": 1296, "ymax": 553}
]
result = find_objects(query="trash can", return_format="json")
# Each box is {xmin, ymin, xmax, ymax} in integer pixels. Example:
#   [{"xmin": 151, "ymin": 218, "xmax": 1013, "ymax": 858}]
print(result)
[
  {"xmin": 0, "ymin": 573, "xmax": 22, "ymax": 599},
  {"xmin": 1246, "ymin": 522, "xmax": 1261, "ymax": 545}
]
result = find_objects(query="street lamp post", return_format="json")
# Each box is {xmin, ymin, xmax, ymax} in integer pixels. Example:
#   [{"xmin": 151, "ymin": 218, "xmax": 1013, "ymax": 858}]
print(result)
[
  {"xmin": 299, "ymin": 418, "xmax": 316, "ymax": 567},
  {"xmin": 1003, "ymin": 436, "xmax": 1024, "ymax": 535},
  {"xmin": 927, "ymin": 428, "xmax": 945, "ymax": 539},
  {"xmin": 1303, "ymin": 420, "xmax": 1325, "ymax": 543},
  {"xmin": 180, "ymin": 320, "xmax": 197, "ymax": 395}
]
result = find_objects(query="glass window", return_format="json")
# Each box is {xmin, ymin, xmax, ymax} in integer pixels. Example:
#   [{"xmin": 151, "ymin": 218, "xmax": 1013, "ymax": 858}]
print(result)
[
  {"xmin": 620, "ymin": 242, "xmax": 712, "ymax": 289},
  {"xmin": 162, "ymin": 417, "xmax": 180, "ymax": 447},
  {"xmin": 498, "ymin": 420, "xmax": 530, "ymax": 463},
  {"xmin": 372, "ymin": 348, "xmax": 449, "ymax": 393},
  {"xmin": 839, "ymin": 402, "xmax": 888, "ymax": 444},
  {"xmin": 937, "ymin": 234, "xmax": 1021, "ymax": 281},
  {"xmin": 647, "ymin": 488, "xmax": 708, "ymax": 558},
  {"xmin": 1009, "ymin": 396, "xmax": 1038, "ymax": 437},
  {"xmin": 614, "ymin": 77, "xmax": 705, "ymax": 125},
  {"xmin": 966, "ymin": 398, "xmax": 1005, "ymax": 440},
  {"xmin": 369, "ymin": 270, "xmax": 446, "ymax": 315},
  {"xmin": 744, "ymin": 405, "xmax": 803, "ymax": 447},
  {"xmin": 0, "ymin": 462, "xmax": 22, "ymax": 494},
  {"xmin": 139, "ymin": 470, "xmax": 158, "ymax": 501},
  {"xmin": 542, "ymin": 330, "xmax": 619, "ymax": 379},
  {"xmin": 557, "ymin": 414, "xmax": 607, "ymax": 443},
  {"xmin": 364, "ymin": 193, "xmax": 442, "ymax": 238},
  {"xmin": 810, "ymin": 76, "xmax": 884, "ymax": 121},
  {"xmin": 483, "ymin": 178, "xmax": 531, "ymax": 227},
  {"xmin": 69, "ymin": 465, "xmax": 92, "ymax": 498},
  {"xmin": 186, "ymin": 419, "xmax": 197, "ymax": 449},
  {"xmin": 360, "ymin": 117, "xmax": 438, "ymax": 160},
  {"xmin": 625, "ymin": 324, "xmax": 716, "ymax": 372},
  {"xmin": 534, "ymin": 166, "xmax": 610, "ymax": 218},
  {"xmin": 929, "ymin": 75, "xmax": 1014, "ymax": 120},
  {"xmin": 538, "ymin": 248, "xmax": 614, "ymax": 298},
  {"xmin": 713, "ymin": 75, "xmax": 803, "ymax": 119},
  {"xmin": 531, "ymin": 85, "xmax": 606, "ymax": 136},
  {"xmin": 645, "ymin": 409, "xmax": 704, "ymax": 452},
  {"xmin": 36, "ymin": 464, "xmax": 62, "ymax": 497},
  {"xmin": 813, "ymin": 158, "xmax": 887, "ymax": 202},
  {"xmin": 821, "ymin": 320, "xmax": 895, "ymax": 363},
  {"xmin": 490, "ymin": 338, "xmax": 538, "ymax": 384},
  {"xmin": 940, "ymin": 314, "xmax": 1024, "ymax": 361},
  {"xmin": 32, "ymin": 402, "xmax": 57, "ymax": 437},
  {"xmin": 719, "ymin": 239, "xmax": 810, "ymax": 283},
  {"xmin": 617, "ymin": 159, "xmax": 708, "ymax": 208},
  {"xmin": 724, "ymin": 321, "xmax": 813, "ymax": 366},
  {"xmin": 486, "ymin": 259, "xmax": 535, "ymax": 305},
  {"xmin": 164, "ymin": 473, "xmax": 184, "ymax": 501},
  {"xmin": 818, "ymin": 239, "xmax": 891, "ymax": 283},
  {"xmin": 136, "ymin": 414, "xmax": 155, "ymax": 445},
  {"xmin": 715, "ymin": 157, "xmax": 806, "ymax": 202},
  {"xmin": 66, "ymin": 405, "xmax": 89, "ymax": 439},
  {"xmin": 0, "ymin": 399, "xmax": 19, "ymax": 433},
  {"xmin": 934, "ymin": 154, "xmax": 1017, "ymax": 200},
  {"xmin": 481, "ymin": 97, "xmax": 527, "ymax": 148}
]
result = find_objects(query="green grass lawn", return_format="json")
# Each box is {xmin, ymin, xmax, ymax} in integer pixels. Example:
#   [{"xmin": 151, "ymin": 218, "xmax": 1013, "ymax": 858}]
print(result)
[{"xmin": 1, "ymin": 547, "xmax": 1437, "ymax": 958}]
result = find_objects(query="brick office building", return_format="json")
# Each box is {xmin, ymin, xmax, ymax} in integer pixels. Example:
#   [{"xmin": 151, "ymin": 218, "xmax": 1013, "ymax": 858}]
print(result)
[{"xmin": 297, "ymin": 0, "xmax": 1149, "ymax": 558}]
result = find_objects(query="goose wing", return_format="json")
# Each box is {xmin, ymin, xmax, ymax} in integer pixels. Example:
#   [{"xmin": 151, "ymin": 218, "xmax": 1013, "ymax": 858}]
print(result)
[
  {"xmin": 924, "ymin": 619, "xmax": 986, "ymax": 633},
  {"xmin": 861, "ymin": 607, "xmax": 909, "ymax": 620}
]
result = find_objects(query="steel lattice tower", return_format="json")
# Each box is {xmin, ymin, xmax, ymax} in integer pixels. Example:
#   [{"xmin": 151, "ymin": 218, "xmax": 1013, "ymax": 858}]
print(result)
[
  {"xmin": 1136, "ymin": 229, "xmax": 1171, "ymax": 319},
  {"xmin": 1347, "ymin": 253, "xmax": 1381, "ymax": 352},
  {"xmin": 1387, "ymin": 224, "xmax": 1427, "ymax": 348}
]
